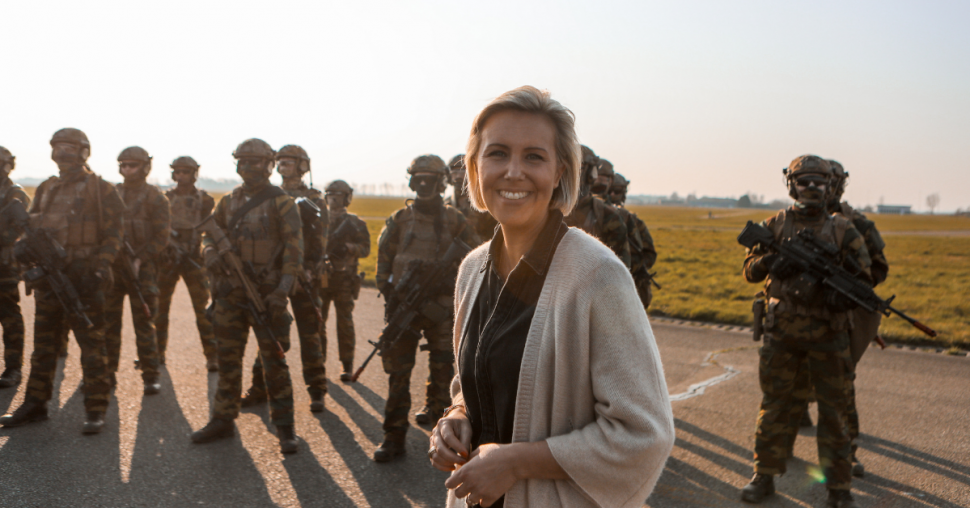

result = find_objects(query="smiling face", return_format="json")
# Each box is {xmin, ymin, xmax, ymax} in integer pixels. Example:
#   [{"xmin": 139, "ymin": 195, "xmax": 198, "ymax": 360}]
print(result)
[{"xmin": 478, "ymin": 110, "xmax": 562, "ymax": 233}]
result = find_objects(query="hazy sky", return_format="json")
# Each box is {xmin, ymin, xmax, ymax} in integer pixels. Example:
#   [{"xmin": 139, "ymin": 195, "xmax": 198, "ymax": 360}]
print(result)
[{"xmin": 3, "ymin": 0, "xmax": 968, "ymax": 211}]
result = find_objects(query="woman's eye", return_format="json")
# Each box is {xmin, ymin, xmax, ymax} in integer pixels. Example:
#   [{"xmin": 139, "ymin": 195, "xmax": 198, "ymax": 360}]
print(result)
[
  {"xmin": 526, "ymin": 153, "xmax": 544, "ymax": 161},
  {"xmin": 486, "ymin": 150, "xmax": 506, "ymax": 158}
]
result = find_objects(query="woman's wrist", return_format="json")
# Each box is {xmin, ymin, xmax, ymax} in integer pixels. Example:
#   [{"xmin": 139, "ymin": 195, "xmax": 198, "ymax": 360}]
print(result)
[{"xmin": 442, "ymin": 403, "xmax": 467, "ymax": 419}]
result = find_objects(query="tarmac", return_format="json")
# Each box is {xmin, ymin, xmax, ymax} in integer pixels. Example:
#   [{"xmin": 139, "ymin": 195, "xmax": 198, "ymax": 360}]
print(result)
[{"xmin": 0, "ymin": 286, "xmax": 967, "ymax": 508}]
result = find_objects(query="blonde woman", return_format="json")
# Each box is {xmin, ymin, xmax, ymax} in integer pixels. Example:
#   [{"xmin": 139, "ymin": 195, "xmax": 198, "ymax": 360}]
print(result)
[{"xmin": 429, "ymin": 86, "xmax": 674, "ymax": 508}]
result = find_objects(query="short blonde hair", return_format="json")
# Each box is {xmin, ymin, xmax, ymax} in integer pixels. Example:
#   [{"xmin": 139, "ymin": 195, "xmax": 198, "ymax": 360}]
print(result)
[{"xmin": 465, "ymin": 86, "xmax": 581, "ymax": 215}]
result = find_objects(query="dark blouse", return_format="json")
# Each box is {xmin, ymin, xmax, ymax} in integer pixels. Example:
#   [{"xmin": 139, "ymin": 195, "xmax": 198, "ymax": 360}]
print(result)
[{"xmin": 458, "ymin": 210, "xmax": 568, "ymax": 452}]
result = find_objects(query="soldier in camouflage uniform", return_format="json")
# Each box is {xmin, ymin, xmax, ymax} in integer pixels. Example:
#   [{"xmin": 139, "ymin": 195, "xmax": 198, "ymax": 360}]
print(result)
[
  {"xmin": 0, "ymin": 128, "xmax": 123, "ymax": 434},
  {"xmin": 240, "ymin": 144, "xmax": 329, "ymax": 413},
  {"xmin": 104, "ymin": 147, "xmax": 170, "ymax": 395},
  {"xmin": 596, "ymin": 162, "xmax": 659, "ymax": 308},
  {"xmin": 784, "ymin": 159, "xmax": 890, "ymax": 478},
  {"xmin": 373, "ymin": 155, "xmax": 478, "ymax": 462},
  {"xmin": 190, "ymin": 138, "xmax": 300, "ymax": 454},
  {"xmin": 0, "ymin": 146, "xmax": 30, "ymax": 389},
  {"xmin": 563, "ymin": 146, "xmax": 631, "ymax": 268},
  {"xmin": 156, "ymin": 156, "xmax": 218, "ymax": 372},
  {"xmin": 321, "ymin": 180, "xmax": 370, "ymax": 382},
  {"xmin": 444, "ymin": 154, "xmax": 494, "ymax": 243},
  {"xmin": 740, "ymin": 155, "xmax": 871, "ymax": 508}
]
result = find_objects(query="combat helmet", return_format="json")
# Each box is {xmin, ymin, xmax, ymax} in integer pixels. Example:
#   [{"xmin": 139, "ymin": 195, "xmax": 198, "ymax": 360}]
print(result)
[
  {"xmin": 325, "ymin": 180, "xmax": 354, "ymax": 207},
  {"xmin": 448, "ymin": 154, "xmax": 465, "ymax": 171},
  {"xmin": 233, "ymin": 138, "xmax": 275, "ymax": 161},
  {"xmin": 0, "ymin": 146, "xmax": 15, "ymax": 171},
  {"xmin": 170, "ymin": 156, "xmax": 200, "ymax": 181},
  {"xmin": 118, "ymin": 146, "xmax": 153, "ymax": 176},
  {"xmin": 828, "ymin": 159, "xmax": 848, "ymax": 201},
  {"xmin": 276, "ymin": 144, "xmax": 311, "ymax": 174},
  {"xmin": 610, "ymin": 172, "xmax": 630, "ymax": 205},
  {"xmin": 407, "ymin": 154, "xmax": 447, "ymax": 175},
  {"xmin": 597, "ymin": 158, "xmax": 615, "ymax": 177},
  {"xmin": 50, "ymin": 128, "xmax": 91, "ymax": 163},
  {"xmin": 783, "ymin": 154, "xmax": 832, "ymax": 200}
]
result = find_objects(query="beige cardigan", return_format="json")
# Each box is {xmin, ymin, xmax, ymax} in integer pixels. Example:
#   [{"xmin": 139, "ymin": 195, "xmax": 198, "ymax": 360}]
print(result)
[{"xmin": 446, "ymin": 228, "xmax": 675, "ymax": 508}]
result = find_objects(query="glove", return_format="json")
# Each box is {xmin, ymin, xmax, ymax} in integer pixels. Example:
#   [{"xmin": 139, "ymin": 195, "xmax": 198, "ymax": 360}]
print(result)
[
  {"xmin": 203, "ymin": 247, "xmax": 224, "ymax": 274},
  {"xmin": 330, "ymin": 242, "xmax": 349, "ymax": 258},
  {"xmin": 768, "ymin": 255, "xmax": 800, "ymax": 281},
  {"xmin": 93, "ymin": 265, "xmax": 114, "ymax": 292},
  {"xmin": 264, "ymin": 274, "xmax": 294, "ymax": 316}
]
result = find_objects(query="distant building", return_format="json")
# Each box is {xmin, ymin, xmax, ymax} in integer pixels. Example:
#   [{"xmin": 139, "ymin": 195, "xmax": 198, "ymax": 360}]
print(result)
[{"xmin": 877, "ymin": 204, "xmax": 912, "ymax": 215}]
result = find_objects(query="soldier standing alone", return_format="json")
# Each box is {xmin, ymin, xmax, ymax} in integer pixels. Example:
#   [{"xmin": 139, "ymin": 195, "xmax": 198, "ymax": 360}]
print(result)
[
  {"xmin": 191, "ymin": 138, "xmax": 301, "ymax": 453},
  {"xmin": 321, "ymin": 180, "xmax": 370, "ymax": 382},
  {"xmin": 240, "ymin": 144, "xmax": 329, "ymax": 413},
  {"xmin": 104, "ymin": 146, "xmax": 170, "ymax": 395},
  {"xmin": 1, "ymin": 128, "xmax": 123, "ymax": 434},
  {"xmin": 374, "ymin": 155, "xmax": 478, "ymax": 462},
  {"xmin": 0, "ymin": 146, "xmax": 30, "ymax": 389},
  {"xmin": 156, "ymin": 156, "xmax": 218, "ymax": 372}
]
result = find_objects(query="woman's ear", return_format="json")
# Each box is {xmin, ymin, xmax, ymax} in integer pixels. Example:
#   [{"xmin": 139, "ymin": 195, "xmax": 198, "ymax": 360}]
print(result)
[{"xmin": 555, "ymin": 164, "xmax": 565, "ymax": 189}]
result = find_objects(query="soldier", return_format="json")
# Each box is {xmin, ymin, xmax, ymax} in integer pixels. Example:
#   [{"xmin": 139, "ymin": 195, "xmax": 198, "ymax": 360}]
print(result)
[
  {"xmin": 0, "ymin": 146, "xmax": 30, "ymax": 389},
  {"xmin": 606, "ymin": 171, "xmax": 658, "ymax": 308},
  {"xmin": 563, "ymin": 146, "xmax": 631, "ymax": 268},
  {"xmin": 784, "ymin": 159, "xmax": 890, "ymax": 478},
  {"xmin": 374, "ymin": 155, "xmax": 477, "ymax": 462},
  {"xmin": 104, "ymin": 147, "xmax": 170, "ymax": 395},
  {"xmin": 740, "ymin": 155, "xmax": 871, "ymax": 508},
  {"xmin": 156, "ymin": 156, "xmax": 218, "ymax": 372},
  {"xmin": 190, "ymin": 138, "xmax": 301, "ymax": 454},
  {"xmin": 444, "ymin": 154, "xmax": 494, "ymax": 243},
  {"xmin": 240, "ymin": 144, "xmax": 329, "ymax": 413},
  {"xmin": 0, "ymin": 128, "xmax": 123, "ymax": 434},
  {"xmin": 321, "ymin": 180, "xmax": 370, "ymax": 382}
]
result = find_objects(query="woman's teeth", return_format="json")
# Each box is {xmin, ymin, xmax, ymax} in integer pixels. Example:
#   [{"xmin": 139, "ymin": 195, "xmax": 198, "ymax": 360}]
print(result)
[{"xmin": 499, "ymin": 190, "xmax": 530, "ymax": 200}]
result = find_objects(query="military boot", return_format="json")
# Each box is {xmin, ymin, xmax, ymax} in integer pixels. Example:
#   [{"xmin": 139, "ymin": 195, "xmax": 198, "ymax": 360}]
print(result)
[
  {"xmin": 415, "ymin": 405, "xmax": 442, "ymax": 426},
  {"xmin": 373, "ymin": 436, "xmax": 406, "ymax": 462},
  {"xmin": 277, "ymin": 425, "xmax": 298, "ymax": 454},
  {"xmin": 82, "ymin": 412, "xmax": 105, "ymax": 434},
  {"xmin": 851, "ymin": 457, "xmax": 865, "ymax": 478},
  {"xmin": 740, "ymin": 473, "xmax": 775, "ymax": 503},
  {"xmin": 827, "ymin": 490, "xmax": 858, "ymax": 508},
  {"xmin": 191, "ymin": 418, "xmax": 235, "ymax": 443},
  {"xmin": 143, "ymin": 376, "xmax": 162, "ymax": 396},
  {"xmin": 206, "ymin": 355, "xmax": 219, "ymax": 373},
  {"xmin": 240, "ymin": 387, "xmax": 267, "ymax": 407},
  {"xmin": 309, "ymin": 393, "xmax": 325, "ymax": 413},
  {"xmin": 0, "ymin": 401, "xmax": 48, "ymax": 427},
  {"xmin": 339, "ymin": 361, "xmax": 353, "ymax": 382},
  {"xmin": 0, "ymin": 368, "xmax": 22, "ymax": 388}
]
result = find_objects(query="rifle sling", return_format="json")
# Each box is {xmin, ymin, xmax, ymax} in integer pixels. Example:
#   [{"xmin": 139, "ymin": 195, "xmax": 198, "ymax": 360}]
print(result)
[{"xmin": 228, "ymin": 186, "xmax": 285, "ymax": 232}]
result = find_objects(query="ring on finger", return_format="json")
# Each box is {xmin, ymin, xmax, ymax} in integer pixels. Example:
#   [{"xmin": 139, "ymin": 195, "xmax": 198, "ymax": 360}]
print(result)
[{"xmin": 428, "ymin": 446, "xmax": 437, "ymax": 460}]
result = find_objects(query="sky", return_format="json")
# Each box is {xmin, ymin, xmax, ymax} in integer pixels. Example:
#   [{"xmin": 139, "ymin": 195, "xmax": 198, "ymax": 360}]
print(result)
[{"xmin": 2, "ymin": 0, "xmax": 968, "ymax": 212}]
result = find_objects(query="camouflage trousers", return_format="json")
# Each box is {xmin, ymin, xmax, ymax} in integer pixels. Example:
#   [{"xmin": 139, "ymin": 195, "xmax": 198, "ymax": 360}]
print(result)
[
  {"xmin": 320, "ymin": 284, "xmax": 357, "ymax": 365},
  {"xmin": 0, "ymin": 283, "xmax": 25, "ymax": 372},
  {"xmin": 787, "ymin": 361, "xmax": 860, "ymax": 457},
  {"xmin": 754, "ymin": 336, "xmax": 853, "ymax": 491},
  {"xmin": 155, "ymin": 259, "xmax": 217, "ymax": 361},
  {"xmin": 26, "ymin": 275, "xmax": 111, "ymax": 413},
  {"xmin": 381, "ymin": 314, "xmax": 454, "ymax": 441},
  {"xmin": 249, "ymin": 286, "xmax": 328, "ymax": 398},
  {"xmin": 104, "ymin": 266, "xmax": 160, "ymax": 382},
  {"xmin": 212, "ymin": 288, "xmax": 295, "ymax": 426}
]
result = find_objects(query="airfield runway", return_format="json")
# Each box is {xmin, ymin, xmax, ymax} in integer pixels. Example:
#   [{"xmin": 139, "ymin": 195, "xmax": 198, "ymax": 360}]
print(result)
[{"xmin": 0, "ymin": 286, "xmax": 967, "ymax": 508}]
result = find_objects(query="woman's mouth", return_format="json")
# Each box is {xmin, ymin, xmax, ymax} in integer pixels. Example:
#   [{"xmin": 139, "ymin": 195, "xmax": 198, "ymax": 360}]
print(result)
[{"xmin": 498, "ymin": 190, "xmax": 531, "ymax": 200}]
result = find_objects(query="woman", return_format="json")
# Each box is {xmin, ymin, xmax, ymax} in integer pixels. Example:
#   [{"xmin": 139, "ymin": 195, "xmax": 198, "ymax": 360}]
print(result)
[{"xmin": 429, "ymin": 86, "xmax": 675, "ymax": 508}]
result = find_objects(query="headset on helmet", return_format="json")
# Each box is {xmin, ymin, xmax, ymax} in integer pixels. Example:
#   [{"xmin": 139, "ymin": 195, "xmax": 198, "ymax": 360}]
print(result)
[
  {"xmin": 828, "ymin": 159, "xmax": 848, "ymax": 200},
  {"xmin": 782, "ymin": 155, "xmax": 832, "ymax": 200},
  {"xmin": 50, "ymin": 128, "xmax": 91, "ymax": 163},
  {"xmin": 118, "ymin": 146, "xmax": 153, "ymax": 177},
  {"xmin": 407, "ymin": 154, "xmax": 448, "ymax": 195},
  {"xmin": 0, "ymin": 146, "xmax": 15, "ymax": 171},
  {"xmin": 325, "ymin": 180, "xmax": 354, "ymax": 207},
  {"xmin": 276, "ymin": 144, "xmax": 311, "ymax": 174},
  {"xmin": 170, "ymin": 156, "xmax": 200, "ymax": 181}
]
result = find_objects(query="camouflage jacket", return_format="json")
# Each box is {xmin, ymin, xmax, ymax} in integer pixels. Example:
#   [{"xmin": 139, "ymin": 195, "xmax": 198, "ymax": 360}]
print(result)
[
  {"xmin": 445, "ymin": 194, "xmax": 492, "ymax": 246},
  {"xmin": 165, "ymin": 185, "xmax": 215, "ymax": 258},
  {"xmin": 614, "ymin": 205, "xmax": 658, "ymax": 273},
  {"xmin": 743, "ymin": 207, "xmax": 872, "ymax": 342},
  {"xmin": 28, "ymin": 166, "xmax": 124, "ymax": 273},
  {"xmin": 116, "ymin": 180, "xmax": 171, "ymax": 264},
  {"xmin": 203, "ymin": 183, "xmax": 304, "ymax": 284},
  {"xmin": 328, "ymin": 211, "xmax": 370, "ymax": 273},
  {"xmin": 0, "ymin": 177, "xmax": 30, "ymax": 283},
  {"xmin": 835, "ymin": 201, "xmax": 889, "ymax": 286},
  {"xmin": 376, "ymin": 200, "xmax": 476, "ymax": 294},
  {"xmin": 564, "ymin": 195, "xmax": 632, "ymax": 269},
  {"xmin": 282, "ymin": 182, "xmax": 329, "ymax": 270}
]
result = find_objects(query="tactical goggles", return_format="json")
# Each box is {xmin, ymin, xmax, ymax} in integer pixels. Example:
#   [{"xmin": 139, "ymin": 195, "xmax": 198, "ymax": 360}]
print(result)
[
  {"xmin": 119, "ymin": 162, "xmax": 141, "ymax": 169},
  {"xmin": 172, "ymin": 168, "xmax": 195, "ymax": 174},
  {"xmin": 795, "ymin": 175, "xmax": 828, "ymax": 187}
]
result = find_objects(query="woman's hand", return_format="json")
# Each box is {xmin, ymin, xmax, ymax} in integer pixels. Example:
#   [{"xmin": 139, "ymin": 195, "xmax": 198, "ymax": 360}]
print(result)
[
  {"xmin": 430, "ymin": 408, "xmax": 472, "ymax": 472},
  {"xmin": 444, "ymin": 444, "xmax": 519, "ymax": 507}
]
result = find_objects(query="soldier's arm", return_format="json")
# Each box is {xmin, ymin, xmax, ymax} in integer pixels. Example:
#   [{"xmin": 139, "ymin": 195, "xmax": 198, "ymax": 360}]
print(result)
[
  {"xmin": 605, "ymin": 210, "xmax": 632, "ymax": 269},
  {"xmin": 27, "ymin": 180, "xmax": 50, "ymax": 214},
  {"xmin": 315, "ymin": 195, "xmax": 329, "ymax": 257},
  {"xmin": 855, "ymin": 218, "xmax": 888, "ymax": 286},
  {"xmin": 454, "ymin": 212, "xmax": 481, "ymax": 248},
  {"xmin": 137, "ymin": 191, "xmax": 171, "ymax": 262},
  {"xmin": 275, "ymin": 194, "xmax": 305, "ymax": 279},
  {"xmin": 841, "ymin": 225, "xmax": 873, "ymax": 285},
  {"xmin": 201, "ymin": 195, "xmax": 229, "ymax": 252},
  {"xmin": 96, "ymin": 180, "xmax": 125, "ymax": 271},
  {"xmin": 0, "ymin": 187, "xmax": 31, "ymax": 245},
  {"xmin": 742, "ymin": 219, "xmax": 773, "ymax": 283},
  {"xmin": 376, "ymin": 215, "xmax": 400, "ymax": 291},
  {"xmin": 352, "ymin": 216, "xmax": 371, "ymax": 259},
  {"xmin": 202, "ymin": 192, "xmax": 215, "ymax": 217},
  {"xmin": 636, "ymin": 217, "xmax": 657, "ymax": 270}
]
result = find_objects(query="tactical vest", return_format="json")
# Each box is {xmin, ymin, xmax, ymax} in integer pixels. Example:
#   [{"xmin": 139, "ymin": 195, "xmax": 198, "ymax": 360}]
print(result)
[
  {"xmin": 167, "ymin": 188, "xmax": 207, "ymax": 252},
  {"xmin": 765, "ymin": 209, "xmax": 852, "ymax": 331},
  {"xmin": 227, "ymin": 186, "xmax": 283, "ymax": 270},
  {"xmin": 390, "ymin": 205, "xmax": 460, "ymax": 285},
  {"xmin": 30, "ymin": 172, "xmax": 103, "ymax": 260},
  {"xmin": 0, "ymin": 179, "xmax": 25, "ymax": 265},
  {"xmin": 329, "ymin": 213, "xmax": 362, "ymax": 273},
  {"xmin": 118, "ymin": 182, "xmax": 161, "ymax": 249},
  {"xmin": 285, "ymin": 185, "xmax": 324, "ymax": 266}
]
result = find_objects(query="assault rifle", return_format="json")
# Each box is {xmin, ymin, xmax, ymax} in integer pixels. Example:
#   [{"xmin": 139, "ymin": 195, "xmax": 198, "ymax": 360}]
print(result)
[
  {"xmin": 196, "ymin": 214, "xmax": 286, "ymax": 359},
  {"xmin": 165, "ymin": 230, "xmax": 202, "ymax": 270},
  {"xmin": 327, "ymin": 214, "xmax": 358, "ymax": 259},
  {"xmin": 738, "ymin": 220, "xmax": 936, "ymax": 338},
  {"xmin": 6, "ymin": 200, "xmax": 94, "ymax": 328},
  {"xmin": 349, "ymin": 237, "xmax": 471, "ymax": 382},
  {"xmin": 118, "ymin": 241, "xmax": 153, "ymax": 318}
]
